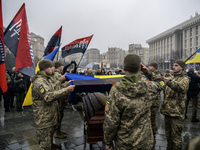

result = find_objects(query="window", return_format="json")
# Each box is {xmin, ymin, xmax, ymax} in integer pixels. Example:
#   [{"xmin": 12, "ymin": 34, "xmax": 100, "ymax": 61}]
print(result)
[
  {"xmin": 190, "ymin": 38, "xmax": 192, "ymax": 47},
  {"xmin": 196, "ymin": 25, "xmax": 198, "ymax": 35},
  {"xmin": 185, "ymin": 30, "xmax": 187, "ymax": 38},
  {"xmin": 190, "ymin": 28, "xmax": 192, "ymax": 37},
  {"xmin": 196, "ymin": 36, "xmax": 198, "ymax": 46}
]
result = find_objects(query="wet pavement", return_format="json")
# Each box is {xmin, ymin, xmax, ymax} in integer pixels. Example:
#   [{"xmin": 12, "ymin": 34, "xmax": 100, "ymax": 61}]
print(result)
[{"xmin": 0, "ymin": 93, "xmax": 200, "ymax": 150}]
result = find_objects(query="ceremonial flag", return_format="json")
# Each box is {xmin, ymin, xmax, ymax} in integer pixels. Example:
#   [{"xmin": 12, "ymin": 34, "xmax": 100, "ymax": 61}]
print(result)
[
  {"xmin": 0, "ymin": 0, "xmax": 7, "ymax": 93},
  {"xmin": 23, "ymin": 46, "xmax": 60, "ymax": 106},
  {"xmin": 43, "ymin": 26, "xmax": 62, "ymax": 56},
  {"xmin": 4, "ymin": 3, "xmax": 35, "ymax": 76},
  {"xmin": 62, "ymin": 35, "xmax": 93, "ymax": 58}
]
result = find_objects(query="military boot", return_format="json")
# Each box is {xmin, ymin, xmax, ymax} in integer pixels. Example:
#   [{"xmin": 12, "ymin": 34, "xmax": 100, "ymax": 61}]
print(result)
[
  {"xmin": 52, "ymin": 143, "xmax": 61, "ymax": 150},
  {"xmin": 54, "ymin": 131, "xmax": 67, "ymax": 139}
]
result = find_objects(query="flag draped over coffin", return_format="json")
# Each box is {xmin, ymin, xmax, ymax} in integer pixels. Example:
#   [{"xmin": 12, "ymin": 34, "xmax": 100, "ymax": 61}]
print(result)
[
  {"xmin": 0, "ymin": 0, "xmax": 8, "ymax": 93},
  {"xmin": 4, "ymin": 3, "xmax": 35, "ymax": 76}
]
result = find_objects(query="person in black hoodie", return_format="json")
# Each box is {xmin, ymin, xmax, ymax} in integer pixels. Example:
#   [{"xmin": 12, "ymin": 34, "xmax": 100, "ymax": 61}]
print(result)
[
  {"xmin": 14, "ymin": 72, "xmax": 26, "ymax": 111},
  {"xmin": 185, "ymin": 68, "xmax": 200, "ymax": 122}
]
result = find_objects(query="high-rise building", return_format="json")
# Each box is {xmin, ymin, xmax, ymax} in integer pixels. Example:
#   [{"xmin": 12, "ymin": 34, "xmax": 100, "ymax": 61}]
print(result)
[{"xmin": 147, "ymin": 13, "xmax": 200, "ymax": 70}]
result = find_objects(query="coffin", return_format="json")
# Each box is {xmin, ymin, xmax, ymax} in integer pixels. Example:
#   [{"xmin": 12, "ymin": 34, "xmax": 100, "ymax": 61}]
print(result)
[{"xmin": 82, "ymin": 92, "xmax": 107, "ymax": 144}]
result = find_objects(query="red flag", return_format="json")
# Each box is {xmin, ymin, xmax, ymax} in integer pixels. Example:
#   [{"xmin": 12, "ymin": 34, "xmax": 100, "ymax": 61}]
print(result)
[
  {"xmin": 0, "ymin": 0, "xmax": 8, "ymax": 93},
  {"xmin": 61, "ymin": 35, "xmax": 93, "ymax": 58},
  {"xmin": 4, "ymin": 4, "xmax": 35, "ymax": 76},
  {"xmin": 43, "ymin": 26, "xmax": 62, "ymax": 56}
]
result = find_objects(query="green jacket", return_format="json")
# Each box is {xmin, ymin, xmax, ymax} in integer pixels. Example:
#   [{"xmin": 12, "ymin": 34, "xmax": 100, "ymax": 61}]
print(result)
[{"xmin": 103, "ymin": 73, "xmax": 161, "ymax": 150}]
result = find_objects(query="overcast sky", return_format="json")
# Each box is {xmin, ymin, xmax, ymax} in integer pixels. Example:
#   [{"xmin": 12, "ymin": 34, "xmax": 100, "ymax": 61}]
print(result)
[{"xmin": 2, "ymin": 0, "xmax": 200, "ymax": 54}]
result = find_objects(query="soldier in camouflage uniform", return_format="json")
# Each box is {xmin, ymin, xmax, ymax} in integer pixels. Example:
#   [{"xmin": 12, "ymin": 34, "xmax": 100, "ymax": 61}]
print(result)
[
  {"xmin": 161, "ymin": 59, "xmax": 189, "ymax": 150},
  {"xmin": 31, "ymin": 59, "xmax": 75, "ymax": 150},
  {"xmin": 144, "ymin": 61, "xmax": 164, "ymax": 145},
  {"xmin": 164, "ymin": 69, "xmax": 171, "ymax": 77},
  {"xmin": 50, "ymin": 61, "xmax": 71, "ymax": 139},
  {"xmin": 103, "ymin": 54, "xmax": 162, "ymax": 150}
]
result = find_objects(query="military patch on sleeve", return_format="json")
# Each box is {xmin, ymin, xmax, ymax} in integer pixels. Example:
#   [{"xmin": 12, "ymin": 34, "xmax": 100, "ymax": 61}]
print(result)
[
  {"xmin": 159, "ymin": 81, "xmax": 165, "ymax": 87},
  {"xmin": 39, "ymin": 85, "xmax": 45, "ymax": 94},
  {"xmin": 105, "ymin": 99, "xmax": 110, "ymax": 112},
  {"xmin": 183, "ymin": 80, "xmax": 187, "ymax": 84}
]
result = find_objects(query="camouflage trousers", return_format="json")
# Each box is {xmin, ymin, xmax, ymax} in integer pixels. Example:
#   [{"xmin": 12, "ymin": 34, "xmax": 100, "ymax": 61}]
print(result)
[
  {"xmin": 164, "ymin": 116, "xmax": 183, "ymax": 150},
  {"xmin": 151, "ymin": 105, "xmax": 159, "ymax": 144},
  {"xmin": 55, "ymin": 101, "xmax": 65, "ymax": 132},
  {"xmin": 36, "ymin": 126, "xmax": 55, "ymax": 150}
]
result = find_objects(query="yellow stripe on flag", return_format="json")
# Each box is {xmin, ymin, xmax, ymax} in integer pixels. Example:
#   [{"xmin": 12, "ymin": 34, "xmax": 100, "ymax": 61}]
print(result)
[{"xmin": 94, "ymin": 75, "xmax": 125, "ymax": 79}]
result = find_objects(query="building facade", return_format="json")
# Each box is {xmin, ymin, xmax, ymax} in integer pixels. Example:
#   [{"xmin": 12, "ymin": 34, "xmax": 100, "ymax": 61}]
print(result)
[
  {"xmin": 147, "ymin": 13, "xmax": 200, "ymax": 70},
  {"xmin": 128, "ymin": 43, "xmax": 149, "ymax": 65},
  {"xmin": 82, "ymin": 48, "xmax": 100, "ymax": 66}
]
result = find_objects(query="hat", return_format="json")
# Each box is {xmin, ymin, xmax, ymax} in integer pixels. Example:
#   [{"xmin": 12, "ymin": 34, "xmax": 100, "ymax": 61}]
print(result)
[
  {"xmin": 55, "ymin": 61, "xmax": 63, "ymax": 69},
  {"xmin": 188, "ymin": 68, "xmax": 194, "ymax": 73},
  {"xmin": 39, "ymin": 59, "xmax": 53, "ymax": 71},
  {"xmin": 149, "ymin": 61, "xmax": 158, "ymax": 69},
  {"xmin": 165, "ymin": 69, "xmax": 170, "ymax": 73},
  {"xmin": 174, "ymin": 59, "xmax": 185, "ymax": 70},
  {"xmin": 123, "ymin": 54, "xmax": 141, "ymax": 73}
]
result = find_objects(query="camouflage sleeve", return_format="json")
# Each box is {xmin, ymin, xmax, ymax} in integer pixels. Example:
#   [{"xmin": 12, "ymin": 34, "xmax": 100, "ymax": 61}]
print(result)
[
  {"xmin": 103, "ymin": 87, "xmax": 121, "ymax": 146},
  {"xmin": 147, "ymin": 81, "xmax": 162, "ymax": 99},
  {"xmin": 33, "ymin": 78, "xmax": 68, "ymax": 103},
  {"xmin": 166, "ymin": 76, "xmax": 189, "ymax": 93}
]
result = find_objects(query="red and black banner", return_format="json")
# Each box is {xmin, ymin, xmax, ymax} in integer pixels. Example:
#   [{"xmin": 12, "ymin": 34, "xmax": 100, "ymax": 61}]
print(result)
[
  {"xmin": 4, "ymin": 3, "xmax": 35, "ymax": 76},
  {"xmin": 43, "ymin": 26, "xmax": 62, "ymax": 57},
  {"xmin": 61, "ymin": 35, "xmax": 93, "ymax": 58},
  {"xmin": 0, "ymin": 0, "xmax": 8, "ymax": 93}
]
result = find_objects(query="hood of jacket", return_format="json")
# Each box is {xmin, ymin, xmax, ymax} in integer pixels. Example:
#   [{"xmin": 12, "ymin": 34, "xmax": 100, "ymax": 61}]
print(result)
[{"xmin": 115, "ymin": 73, "xmax": 148, "ymax": 98}]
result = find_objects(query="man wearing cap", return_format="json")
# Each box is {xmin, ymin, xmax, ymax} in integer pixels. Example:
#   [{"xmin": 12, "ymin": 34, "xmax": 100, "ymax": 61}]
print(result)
[
  {"xmin": 164, "ymin": 69, "xmax": 171, "ymax": 77},
  {"xmin": 185, "ymin": 68, "xmax": 200, "ymax": 122},
  {"xmin": 31, "ymin": 59, "xmax": 75, "ymax": 150},
  {"xmin": 51, "ymin": 61, "xmax": 71, "ymax": 139},
  {"xmin": 161, "ymin": 59, "xmax": 189, "ymax": 150},
  {"xmin": 103, "ymin": 54, "xmax": 162, "ymax": 150},
  {"xmin": 145, "ymin": 61, "xmax": 164, "ymax": 145}
]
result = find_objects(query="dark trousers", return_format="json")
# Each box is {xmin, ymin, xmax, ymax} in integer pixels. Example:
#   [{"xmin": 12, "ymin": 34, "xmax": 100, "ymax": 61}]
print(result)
[
  {"xmin": 186, "ymin": 95, "xmax": 198, "ymax": 119},
  {"xmin": 10, "ymin": 91, "xmax": 15, "ymax": 108},
  {"xmin": 3, "ymin": 90, "xmax": 10, "ymax": 111},
  {"xmin": 15, "ymin": 92, "xmax": 25, "ymax": 110}
]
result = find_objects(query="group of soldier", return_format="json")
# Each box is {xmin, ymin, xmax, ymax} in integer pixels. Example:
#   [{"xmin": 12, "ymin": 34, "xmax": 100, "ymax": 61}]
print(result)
[{"xmin": 30, "ymin": 54, "xmax": 200, "ymax": 150}]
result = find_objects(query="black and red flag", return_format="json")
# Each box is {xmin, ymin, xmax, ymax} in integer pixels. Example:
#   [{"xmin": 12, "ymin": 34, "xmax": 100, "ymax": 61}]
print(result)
[
  {"xmin": 61, "ymin": 35, "xmax": 93, "ymax": 58},
  {"xmin": 4, "ymin": 3, "xmax": 35, "ymax": 77},
  {"xmin": 43, "ymin": 26, "xmax": 62, "ymax": 57},
  {"xmin": 0, "ymin": 0, "xmax": 8, "ymax": 93}
]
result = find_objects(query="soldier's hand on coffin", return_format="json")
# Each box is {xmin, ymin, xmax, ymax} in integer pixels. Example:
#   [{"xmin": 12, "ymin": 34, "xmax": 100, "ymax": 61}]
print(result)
[
  {"xmin": 68, "ymin": 80, "xmax": 74, "ymax": 85},
  {"xmin": 140, "ymin": 63, "xmax": 149, "ymax": 74},
  {"xmin": 162, "ymin": 76, "xmax": 169, "ymax": 83},
  {"xmin": 60, "ymin": 74, "xmax": 67, "ymax": 81},
  {"xmin": 66, "ymin": 85, "xmax": 75, "ymax": 92}
]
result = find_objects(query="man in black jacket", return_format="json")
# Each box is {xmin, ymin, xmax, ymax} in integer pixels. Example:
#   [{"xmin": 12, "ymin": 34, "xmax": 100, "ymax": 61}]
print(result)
[{"xmin": 185, "ymin": 68, "xmax": 200, "ymax": 122}]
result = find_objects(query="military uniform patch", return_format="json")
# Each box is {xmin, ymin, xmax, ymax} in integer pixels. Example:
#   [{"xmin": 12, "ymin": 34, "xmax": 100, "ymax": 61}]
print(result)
[
  {"xmin": 183, "ymin": 80, "xmax": 187, "ymax": 84},
  {"xmin": 159, "ymin": 81, "xmax": 165, "ymax": 87},
  {"xmin": 39, "ymin": 85, "xmax": 45, "ymax": 94},
  {"xmin": 105, "ymin": 100, "xmax": 110, "ymax": 112}
]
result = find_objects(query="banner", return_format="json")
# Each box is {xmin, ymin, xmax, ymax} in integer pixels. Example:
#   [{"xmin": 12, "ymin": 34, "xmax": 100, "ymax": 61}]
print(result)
[
  {"xmin": 43, "ymin": 26, "xmax": 62, "ymax": 56},
  {"xmin": 62, "ymin": 35, "xmax": 93, "ymax": 58},
  {"xmin": 0, "ymin": 0, "xmax": 7, "ymax": 93},
  {"xmin": 4, "ymin": 3, "xmax": 35, "ymax": 76}
]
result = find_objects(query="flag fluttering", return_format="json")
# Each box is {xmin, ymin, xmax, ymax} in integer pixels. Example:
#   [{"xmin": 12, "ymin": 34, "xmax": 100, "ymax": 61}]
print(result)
[
  {"xmin": 0, "ymin": 0, "xmax": 8, "ymax": 93},
  {"xmin": 4, "ymin": 3, "xmax": 35, "ymax": 76},
  {"xmin": 61, "ymin": 35, "xmax": 93, "ymax": 58},
  {"xmin": 23, "ymin": 46, "xmax": 60, "ymax": 106},
  {"xmin": 185, "ymin": 48, "xmax": 200, "ymax": 64},
  {"xmin": 43, "ymin": 26, "xmax": 62, "ymax": 57}
]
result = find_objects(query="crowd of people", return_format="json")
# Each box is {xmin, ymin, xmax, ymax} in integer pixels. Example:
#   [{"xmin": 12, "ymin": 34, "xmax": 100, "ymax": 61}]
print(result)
[{"xmin": 0, "ymin": 56, "xmax": 200, "ymax": 150}]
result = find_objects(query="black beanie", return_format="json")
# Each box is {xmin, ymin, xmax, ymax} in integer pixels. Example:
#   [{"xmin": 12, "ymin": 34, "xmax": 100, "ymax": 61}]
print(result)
[
  {"xmin": 123, "ymin": 54, "xmax": 141, "ymax": 73},
  {"xmin": 188, "ymin": 68, "xmax": 194, "ymax": 73},
  {"xmin": 149, "ymin": 61, "xmax": 158, "ymax": 69},
  {"xmin": 174, "ymin": 59, "xmax": 185, "ymax": 70},
  {"xmin": 39, "ymin": 59, "xmax": 53, "ymax": 71},
  {"xmin": 55, "ymin": 61, "xmax": 63, "ymax": 69}
]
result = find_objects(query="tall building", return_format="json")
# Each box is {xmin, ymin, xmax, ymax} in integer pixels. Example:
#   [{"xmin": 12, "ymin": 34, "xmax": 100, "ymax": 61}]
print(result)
[
  {"xmin": 147, "ymin": 13, "xmax": 200, "ymax": 70},
  {"xmin": 107, "ymin": 47, "xmax": 127, "ymax": 68},
  {"xmin": 82, "ymin": 48, "xmax": 100, "ymax": 66},
  {"xmin": 128, "ymin": 44, "xmax": 149, "ymax": 65}
]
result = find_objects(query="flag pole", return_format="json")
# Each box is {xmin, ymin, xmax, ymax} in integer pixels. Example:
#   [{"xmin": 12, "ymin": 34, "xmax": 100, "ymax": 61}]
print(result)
[
  {"xmin": 77, "ymin": 53, "xmax": 85, "ymax": 68},
  {"xmin": 185, "ymin": 48, "xmax": 200, "ymax": 63}
]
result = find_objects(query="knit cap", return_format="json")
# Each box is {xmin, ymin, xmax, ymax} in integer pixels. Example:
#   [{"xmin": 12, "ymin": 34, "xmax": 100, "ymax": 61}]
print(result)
[
  {"xmin": 149, "ymin": 61, "xmax": 158, "ymax": 69},
  {"xmin": 39, "ymin": 59, "xmax": 53, "ymax": 71},
  {"xmin": 55, "ymin": 61, "xmax": 63, "ymax": 69},
  {"xmin": 123, "ymin": 54, "xmax": 141, "ymax": 73},
  {"xmin": 174, "ymin": 59, "xmax": 185, "ymax": 70}
]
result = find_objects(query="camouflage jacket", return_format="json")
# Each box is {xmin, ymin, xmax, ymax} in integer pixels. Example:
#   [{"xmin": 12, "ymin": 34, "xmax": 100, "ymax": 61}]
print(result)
[
  {"xmin": 31, "ymin": 71, "xmax": 68, "ymax": 129},
  {"xmin": 103, "ymin": 73, "xmax": 161, "ymax": 150},
  {"xmin": 160, "ymin": 72, "xmax": 189, "ymax": 120},
  {"xmin": 50, "ymin": 69, "xmax": 70, "ymax": 105},
  {"xmin": 145, "ymin": 70, "xmax": 164, "ymax": 107}
]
